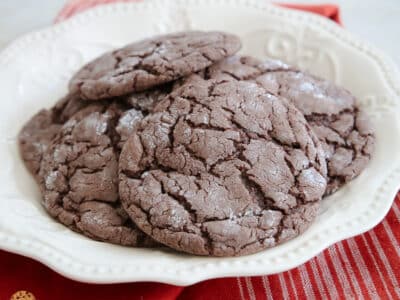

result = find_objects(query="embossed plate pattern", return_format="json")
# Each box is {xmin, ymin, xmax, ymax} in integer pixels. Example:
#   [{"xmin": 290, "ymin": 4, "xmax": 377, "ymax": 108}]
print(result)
[{"xmin": 0, "ymin": 0, "xmax": 400, "ymax": 285}]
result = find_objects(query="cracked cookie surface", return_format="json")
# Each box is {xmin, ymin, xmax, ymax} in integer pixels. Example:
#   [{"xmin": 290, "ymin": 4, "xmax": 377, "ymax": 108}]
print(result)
[
  {"xmin": 38, "ymin": 100, "xmax": 155, "ymax": 246},
  {"xmin": 24, "ymin": 88, "xmax": 171, "ymax": 247},
  {"xmin": 206, "ymin": 56, "xmax": 375, "ymax": 194},
  {"xmin": 119, "ymin": 76, "xmax": 327, "ymax": 256},
  {"xmin": 69, "ymin": 31, "xmax": 241, "ymax": 100}
]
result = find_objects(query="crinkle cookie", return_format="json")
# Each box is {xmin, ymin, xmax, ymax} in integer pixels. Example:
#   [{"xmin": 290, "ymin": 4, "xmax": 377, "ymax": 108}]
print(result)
[
  {"xmin": 119, "ymin": 76, "xmax": 327, "ymax": 256},
  {"xmin": 69, "ymin": 31, "xmax": 241, "ymax": 100},
  {"xmin": 38, "ymin": 99, "xmax": 158, "ymax": 246},
  {"xmin": 206, "ymin": 56, "xmax": 375, "ymax": 194},
  {"xmin": 26, "ymin": 85, "xmax": 171, "ymax": 246}
]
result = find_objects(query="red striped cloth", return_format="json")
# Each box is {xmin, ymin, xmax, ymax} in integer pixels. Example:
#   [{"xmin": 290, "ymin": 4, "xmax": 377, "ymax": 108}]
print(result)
[{"xmin": 1, "ymin": 2, "xmax": 399, "ymax": 299}]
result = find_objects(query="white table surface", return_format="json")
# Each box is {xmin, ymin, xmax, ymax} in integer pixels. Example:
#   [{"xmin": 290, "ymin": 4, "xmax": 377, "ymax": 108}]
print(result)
[{"xmin": 0, "ymin": 0, "xmax": 399, "ymax": 67}]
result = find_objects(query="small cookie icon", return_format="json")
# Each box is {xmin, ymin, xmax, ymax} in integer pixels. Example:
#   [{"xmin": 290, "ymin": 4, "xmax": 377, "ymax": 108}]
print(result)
[{"xmin": 10, "ymin": 290, "xmax": 36, "ymax": 300}]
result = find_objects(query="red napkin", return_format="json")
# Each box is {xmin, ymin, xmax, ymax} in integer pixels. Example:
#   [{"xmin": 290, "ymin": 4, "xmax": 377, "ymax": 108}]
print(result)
[{"xmin": 2, "ymin": 2, "xmax": 399, "ymax": 299}]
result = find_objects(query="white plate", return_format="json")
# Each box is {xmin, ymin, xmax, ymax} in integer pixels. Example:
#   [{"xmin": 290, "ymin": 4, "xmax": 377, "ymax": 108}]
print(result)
[{"xmin": 0, "ymin": 0, "xmax": 400, "ymax": 285}]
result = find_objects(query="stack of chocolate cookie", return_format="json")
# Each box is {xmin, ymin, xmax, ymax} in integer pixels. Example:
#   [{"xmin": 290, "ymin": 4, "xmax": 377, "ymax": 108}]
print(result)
[{"xmin": 19, "ymin": 31, "xmax": 374, "ymax": 257}]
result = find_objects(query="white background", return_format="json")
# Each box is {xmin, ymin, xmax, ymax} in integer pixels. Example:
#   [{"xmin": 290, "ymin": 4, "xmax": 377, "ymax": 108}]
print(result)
[{"xmin": 0, "ymin": 0, "xmax": 399, "ymax": 67}]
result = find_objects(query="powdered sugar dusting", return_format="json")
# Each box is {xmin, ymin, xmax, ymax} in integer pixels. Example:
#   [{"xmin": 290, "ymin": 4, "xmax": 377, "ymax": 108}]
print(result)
[
  {"xmin": 261, "ymin": 58, "xmax": 290, "ymax": 70},
  {"xmin": 45, "ymin": 171, "xmax": 59, "ymax": 190},
  {"xmin": 299, "ymin": 81, "xmax": 315, "ymax": 92},
  {"xmin": 117, "ymin": 109, "xmax": 143, "ymax": 134}
]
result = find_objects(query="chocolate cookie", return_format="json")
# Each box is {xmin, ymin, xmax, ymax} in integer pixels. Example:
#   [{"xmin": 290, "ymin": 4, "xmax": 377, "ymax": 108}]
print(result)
[
  {"xmin": 119, "ymin": 76, "xmax": 327, "ymax": 256},
  {"xmin": 206, "ymin": 56, "xmax": 375, "ymax": 194},
  {"xmin": 69, "ymin": 31, "xmax": 241, "ymax": 100},
  {"xmin": 38, "ymin": 98, "xmax": 159, "ymax": 246},
  {"xmin": 26, "ymin": 84, "xmax": 172, "ymax": 246}
]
